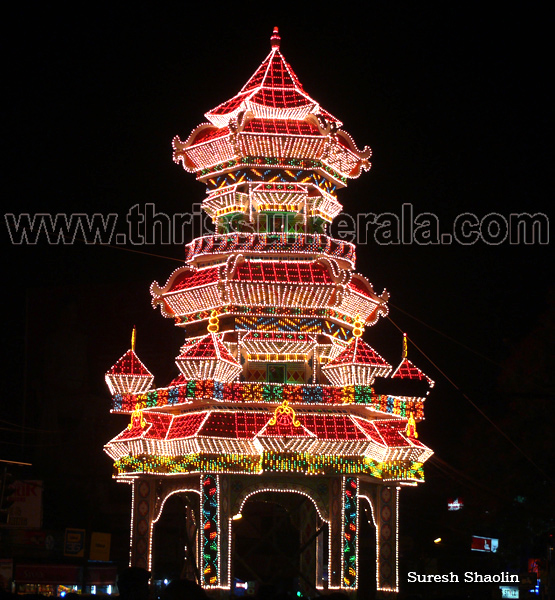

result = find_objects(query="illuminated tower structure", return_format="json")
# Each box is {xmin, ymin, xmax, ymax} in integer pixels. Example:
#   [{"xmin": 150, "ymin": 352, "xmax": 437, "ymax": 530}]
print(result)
[{"xmin": 104, "ymin": 29, "xmax": 434, "ymax": 596}]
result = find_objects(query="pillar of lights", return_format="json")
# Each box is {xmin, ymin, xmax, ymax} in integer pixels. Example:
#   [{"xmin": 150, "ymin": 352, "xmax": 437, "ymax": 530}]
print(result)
[{"xmin": 104, "ymin": 28, "xmax": 435, "ymax": 594}]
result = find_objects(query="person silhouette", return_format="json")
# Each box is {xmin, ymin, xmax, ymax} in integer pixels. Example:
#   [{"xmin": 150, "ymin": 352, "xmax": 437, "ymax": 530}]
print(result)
[{"xmin": 117, "ymin": 567, "xmax": 150, "ymax": 600}]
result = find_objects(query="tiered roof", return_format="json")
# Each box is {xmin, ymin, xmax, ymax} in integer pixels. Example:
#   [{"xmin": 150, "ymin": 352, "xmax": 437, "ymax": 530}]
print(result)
[
  {"xmin": 205, "ymin": 27, "xmax": 341, "ymax": 127},
  {"xmin": 322, "ymin": 335, "xmax": 392, "ymax": 387},
  {"xmin": 109, "ymin": 409, "xmax": 430, "ymax": 451},
  {"xmin": 175, "ymin": 332, "xmax": 241, "ymax": 383},
  {"xmin": 104, "ymin": 29, "xmax": 433, "ymax": 489},
  {"xmin": 105, "ymin": 332, "xmax": 154, "ymax": 395},
  {"xmin": 107, "ymin": 349, "xmax": 153, "ymax": 377},
  {"xmin": 392, "ymin": 358, "xmax": 433, "ymax": 384},
  {"xmin": 391, "ymin": 334, "xmax": 434, "ymax": 387},
  {"xmin": 151, "ymin": 257, "xmax": 387, "ymax": 327},
  {"xmin": 235, "ymin": 261, "xmax": 333, "ymax": 284},
  {"xmin": 173, "ymin": 27, "xmax": 371, "ymax": 182},
  {"xmin": 326, "ymin": 337, "xmax": 391, "ymax": 368},
  {"xmin": 178, "ymin": 334, "xmax": 236, "ymax": 362}
]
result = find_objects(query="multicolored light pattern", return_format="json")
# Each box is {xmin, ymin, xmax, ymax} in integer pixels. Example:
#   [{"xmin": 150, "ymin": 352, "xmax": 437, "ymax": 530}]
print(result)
[
  {"xmin": 104, "ymin": 27, "xmax": 436, "ymax": 594},
  {"xmin": 110, "ymin": 380, "xmax": 425, "ymax": 419},
  {"xmin": 201, "ymin": 475, "xmax": 219, "ymax": 586},
  {"xmin": 343, "ymin": 477, "xmax": 358, "ymax": 588}
]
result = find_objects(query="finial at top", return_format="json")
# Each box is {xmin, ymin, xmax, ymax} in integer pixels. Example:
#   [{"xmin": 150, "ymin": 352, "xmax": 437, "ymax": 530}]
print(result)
[
  {"xmin": 131, "ymin": 325, "xmax": 136, "ymax": 352},
  {"xmin": 402, "ymin": 333, "xmax": 408, "ymax": 360},
  {"xmin": 270, "ymin": 26, "xmax": 281, "ymax": 49}
]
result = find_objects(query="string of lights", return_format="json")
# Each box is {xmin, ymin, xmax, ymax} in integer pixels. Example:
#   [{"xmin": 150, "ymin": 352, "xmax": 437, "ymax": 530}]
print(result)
[{"xmin": 103, "ymin": 27, "xmax": 437, "ymax": 593}]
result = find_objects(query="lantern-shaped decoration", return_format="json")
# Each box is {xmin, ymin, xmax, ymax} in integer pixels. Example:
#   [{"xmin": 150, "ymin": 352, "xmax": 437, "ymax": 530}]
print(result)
[
  {"xmin": 175, "ymin": 312, "xmax": 242, "ymax": 382},
  {"xmin": 322, "ymin": 316, "xmax": 391, "ymax": 386},
  {"xmin": 105, "ymin": 327, "xmax": 154, "ymax": 395}
]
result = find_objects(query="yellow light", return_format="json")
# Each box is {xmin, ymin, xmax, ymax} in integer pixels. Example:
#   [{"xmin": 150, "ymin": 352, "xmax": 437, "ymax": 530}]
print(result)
[
  {"xmin": 232, "ymin": 513, "xmax": 242, "ymax": 520},
  {"xmin": 433, "ymin": 537, "xmax": 442, "ymax": 544}
]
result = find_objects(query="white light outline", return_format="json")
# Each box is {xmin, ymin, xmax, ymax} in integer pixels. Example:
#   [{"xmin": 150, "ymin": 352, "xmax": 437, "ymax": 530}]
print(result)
[
  {"xmin": 148, "ymin": 486, "xmax": 202, "ymax": 578},
  {"xmin": 103, "ymin": 28, "xmax": 438, "ymax": 598},
  {"xmin": 229, "ymin": 485, "xmax": 329, "ymax": 591}
]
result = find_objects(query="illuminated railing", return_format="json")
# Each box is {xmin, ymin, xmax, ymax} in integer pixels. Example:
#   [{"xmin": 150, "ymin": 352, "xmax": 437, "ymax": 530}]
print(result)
[
  {"xmin": 111, "ymin": 379, "xmax": 425, "ymax": 419},
  {"xmin": 185, "ymin": 232, "xmax": 356, "ymax": 267}
]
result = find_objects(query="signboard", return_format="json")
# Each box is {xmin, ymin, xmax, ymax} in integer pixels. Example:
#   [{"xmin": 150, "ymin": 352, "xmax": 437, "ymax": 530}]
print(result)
[
  {"xmin": 447, "ymin": 497, "xmax": 463, "ymax": 511},
  {"xmin": 64, "ymin": 528, "xmax": 86, "ymax": 558},
  {"xmin": 6, "ymin": 480, "xmax": 43, "ymax": 528},
  {"xmin": 84, "ymin": 565, "xmax": 117, "ymax": 585},
  {"xmin": 471, "ymin": 535, "xmax": 498, "ymax": 552},
  {"xmin": 89, "ymin": 532, "xmax": 111, "ymax": 562},
  {"xmin": 499, "ymin": 586, "xmax": 519, "ymax": 599},
  {"xmin": 14, "ymin": 564, "xmax": 82, "ymax": 585},
  {"xmin": 5, "ymin": 528, "xmax": 58, "ymax": 555}
]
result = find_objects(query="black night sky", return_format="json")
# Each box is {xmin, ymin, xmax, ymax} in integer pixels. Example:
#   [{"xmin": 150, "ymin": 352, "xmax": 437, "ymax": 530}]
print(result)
[{"xmin": 2, "ymin": 1, "xmax": 553, "ymax": 591}]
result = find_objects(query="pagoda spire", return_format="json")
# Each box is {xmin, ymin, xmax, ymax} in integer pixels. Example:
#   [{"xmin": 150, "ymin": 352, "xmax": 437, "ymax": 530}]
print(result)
[
  {"xmin": 131, "ymin": 325, "xmax": 136, "ymax": 351},
  {"xmin": 105, "ymin": 327, "xmax": 154, "ymax": 395},
  {"xmin": 391, "ymin": 332, "xmax": 434, "ymax": 385},
  {"xmin": 270, "ymin": 26, "xmax": 281, "ymax": 49}
]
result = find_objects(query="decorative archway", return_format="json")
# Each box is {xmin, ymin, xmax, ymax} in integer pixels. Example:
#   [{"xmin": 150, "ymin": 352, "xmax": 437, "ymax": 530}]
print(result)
[
  {"xmin": 231, "ymin": 486, "xmax": 329, "ymax": 594},
  {"xmin": 151, "ymin": 489, "xmax": 201, "ymax": 582}
]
